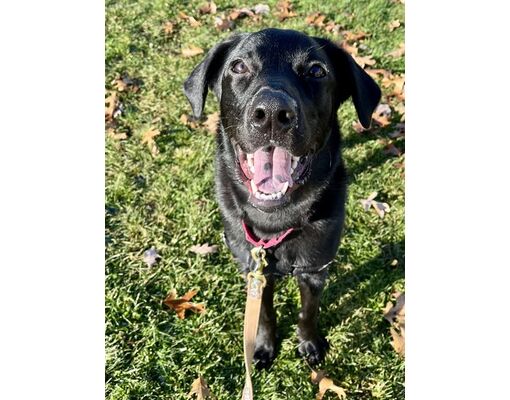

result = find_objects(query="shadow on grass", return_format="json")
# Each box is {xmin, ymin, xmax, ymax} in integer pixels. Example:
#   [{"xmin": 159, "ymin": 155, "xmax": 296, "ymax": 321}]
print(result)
[{"xmin": 275, "ymin": 239, "xmax": 404, "ymax": 357}]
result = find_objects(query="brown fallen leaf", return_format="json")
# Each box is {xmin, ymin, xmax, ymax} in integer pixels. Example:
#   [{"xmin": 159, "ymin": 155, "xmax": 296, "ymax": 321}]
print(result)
[
  {"xmin": 383, "ymin": 292, "xmax": 405, "ymax": 356},
  {"xmin": 388, "ymin": 122, "xmax": 405, "ymax": 138},
  {"xmin": 228, "ymin": 8, "xmax": 254, "ymax": 21},
  {"xmin": 164, "ymin": 289, "xmax": 205, "ymax": 319},
  {"xmin": 253, "ymin": 4, "xmax": 270, "ymax": 15},
  {"xmin": 106, "ymin": 128, "xmax": 127, "ymax": 140},
  {"xmin": 352, "ymin": 120, "xmax": 366, "ymax": 133},
  {"xmin": 311, "ymin": 370, "xmax": 347, "ymax": 399},
  {"xmin": 388, "ymin": 42, "xmax": 405, "ymax": 58},
  {"xmin": 341, "ymin": 42, "xmax": 358, "ymax": 56},
  {"xmin": 372, "ymin": 113, "xmax": 391, "ymax": 128},
  {"xmin": 182, "ymin": 45, "xmax": 204, "ymax": 58},
  {"xmin": 198, "ymin": 1, "xmax": 217, "ymax": 15},
  {"xmin": 188, "ymin": 375, "xmax": 214, "ymax": 399},
  {"xmin": 365, "ymin": 68, "xmax": 393, "ymax": 81},
  {"xmin": 388, "ymin": 19, "xmax": 401, "ymax": 31},
  {"xmin": 372, "ymin": 200, "xmax": 390, "ymax": 218},
  {"xmin": 372, "ymin": 103, "xmax": 392, "ymax": 127},
  {"xmin": 112, "ymin": 75, "xmax": 141, "ymax": 93},
  {"xmin": 324, "ymin": 21, "xmax": 342, "ymax": 35},
  {"xmin": 178, "ymin": 11, "xmax": 201, "ymax": 28},
  {"xmin": 163, "ymin": 21, "xmax": 174, "ymax": 35},
  {"xmin": 141, "ymin": 127, "xmax": 160, "ymax": 156},
  {"xmin": 203, "ymin": 112, "xmax": 220, "ymax": 134},
  {"xmin": 275, "ymin": 0, "xmax": 297, "ymax": 21},
  {"xmin": 360, "ymin": 192, "xmax": 390, "ymax": 218},
  {"xmin": 180, "ymin": 113, "xmax": 200, "ymax": 129},
  {"xmin": 341, "ymin": 30, "xmax": 369, "ymax": 42},
  {"xmin": 105, "ymin": 91, "xmax": 119, "ymax": 122},
  {"xmin": 383, "ymin": 141, "xmax": 402, "ymax": 157},
  {"xmin": 189, "ymin": 243, "xmax": 218, "ymax": 255},
  {"xmin": 214, "ymin": 16, "xmax": 234, "ymax": 31},
  {"xmin": 305, "ymin": 12, "xmax": 326, "ymax": 28},
  {"xmin": 353, "ymin": 54, "xmax": 376, "ymax": 68}
]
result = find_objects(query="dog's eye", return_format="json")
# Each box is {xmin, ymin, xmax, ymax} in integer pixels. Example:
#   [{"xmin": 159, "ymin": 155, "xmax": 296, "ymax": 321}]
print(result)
[
  {"xmin": 232, "ymin": 60, "xmax": 249, "ymax": 74},
  {"xmin": 307, "ymin": 64, "xmax": 327, "ymax": 78}
]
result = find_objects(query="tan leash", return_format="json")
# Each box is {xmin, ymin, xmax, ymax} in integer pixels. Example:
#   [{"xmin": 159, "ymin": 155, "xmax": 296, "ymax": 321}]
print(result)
[{"xmin": 241, "ymin": 247, "xmax": 268, "ymax": 400}]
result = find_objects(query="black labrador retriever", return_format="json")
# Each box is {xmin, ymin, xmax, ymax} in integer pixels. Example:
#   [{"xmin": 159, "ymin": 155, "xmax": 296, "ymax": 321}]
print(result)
[{"xmin": 184, "ymin": 28, "xmax": 381, "ymax": 368}]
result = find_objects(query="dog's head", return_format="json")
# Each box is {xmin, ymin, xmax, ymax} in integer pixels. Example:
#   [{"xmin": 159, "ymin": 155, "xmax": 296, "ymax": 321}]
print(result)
[{"xmin": 184, "ymin": 28, "xmax": 380, "ymax": 208}]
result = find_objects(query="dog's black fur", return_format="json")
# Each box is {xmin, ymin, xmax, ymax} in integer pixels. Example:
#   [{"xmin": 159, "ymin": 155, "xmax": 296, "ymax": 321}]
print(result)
[{"xmin": 184, "ymin": 29, "xmax": 381, "ymax": 368}]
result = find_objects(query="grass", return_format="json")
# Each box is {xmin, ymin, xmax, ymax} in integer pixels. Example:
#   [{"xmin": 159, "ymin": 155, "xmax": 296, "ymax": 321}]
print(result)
[{"xmin": 105, "ymin": 0, "xmax": 405, "ymax": 398}]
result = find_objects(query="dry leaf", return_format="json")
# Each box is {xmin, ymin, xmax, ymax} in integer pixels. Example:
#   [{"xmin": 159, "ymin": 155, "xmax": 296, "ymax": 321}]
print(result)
[
  {"xmin": 342, "ymin": 30, "xmax": 369, "ymax": 42},
  {"xmin": 228, "ymin": 7, "xmax": 255, "ymax": 21},
  {"xmin": 305, "ymin": 12, "xmax": 326, "ymax": 28},
  {"xmin": 372, "ymin": 113, "xmax": 391, "ymax": 127},
  {"xmin": 188, "ymin": 375, "xmax": 214, "ymax": 399},
  {"xmin": 388, "ymin": 43, "xmax": 405, "ymax": 58},
  {"xmin": 107, "ymin": 128, "xmax": 127, "ymax": 140},
  {"xmin": 180, "ymin": 113, "xmax": 199, "ymax": 129},
  {"xmin": 203, "ymin": 112, "xmax": 220, "ymax": 134},
  {"xmin": 324, "ymin": 21, "xmax": 342, "ymax": 35},
  {"xmin": 182, "ymin": 45, "xmax": 204, "ymax": 58},
  {"xmin": 164, "ymin": 289, "xmax": 205, "ymax": 319},
  {"xmin": 388, "ymin": 19, "xmax": 401, "ymax": 31},
  {"xmin": 112, "ymin": 75, "xmax": 141, "ymax": 93},
  {"xmin": 178, "ymin": 11, "xmax": 201, "ymax": 28},
  {"xmin": 275, "ymin": 0, "xmax": 297, "ymax": 21},
  {"xmin": 143, "ymin": 246, "xmax": 161, "ymax": 267},
  {"xmin": 352, "ymin": 120, "xmax": 366, "ymax": 133},
  {"xmin": 372, "ymin": 103, "xmax": 392, "ymax": 127},
  {"xmin": 105, "ymin": 91, "xmax": 119, "ymax": 122},
  {"xmin": 341, "ymin": 42, "xmax": 358, "ymax": 56},
  {"xmin": 141, "ymin": 127, "xmax": 161, "ymax": 156},
  {"xmin": 366, "ymin": 68, "xmax": 392, "ymax": 80},
  {"xmin": 311, "ymin": 370, "xmax": 347, "ymax": 400},
  {"xmin": 388, "ymin": 123, "xmax": 405, "ymax": 139},
  {"xmin": 360, "ymin": 191, "xmax": 378, "ymax": 211},
  {"xmin": 360, "ymin": 192, "xmax": 390, "ymax": 218},
  {"xmin": 214, "ymin": 16, "xmax": 234, "ymax": 31},
  {"xmin": 198, "ymin": 1, "xmax": 217, "ymax": 15},
  {"xmin": 163, "ymin": 21, "xmax": 174, "ymax": 35},
  {"xmin": 383, "ymin": 141, "xmax": 402, "ymax": 157},
  {"xmin": 189, "ymin": 243, "xmax": 218, "ymax": 255},
  {"xmin": 353, "ymin": 54, "xmax": 376, "ymax": 68},
  {"xmin": 253, "ymin": 4, "xmax": 270, "ymax": 15},
  {"xmin": 384, "ymin": 292, "xmax": 405, "ymax": 356}
]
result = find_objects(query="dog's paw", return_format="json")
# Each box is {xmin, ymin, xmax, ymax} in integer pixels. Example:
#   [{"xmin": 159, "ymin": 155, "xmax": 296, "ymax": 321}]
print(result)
[
  {"xmin": 296, "ymin": 336, "xmax": 329, "ymax": 365},
  {"xmin": 253, "ymin": 342, "xmax": 276, "ymax": 370}
]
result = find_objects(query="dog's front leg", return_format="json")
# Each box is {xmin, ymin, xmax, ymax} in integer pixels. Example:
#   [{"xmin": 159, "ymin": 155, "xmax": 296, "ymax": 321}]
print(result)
[
  {"xmin": 253, "ymin": 274, "xmax": 277, "ymax": 369},
  {"xmin": 296, "ymin": 273, "xmax": 329, "ymax": 365}
]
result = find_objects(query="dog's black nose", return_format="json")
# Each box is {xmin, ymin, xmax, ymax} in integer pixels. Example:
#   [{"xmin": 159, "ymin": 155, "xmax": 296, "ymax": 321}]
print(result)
[{"xmin": 250, "ymin": 89, "xmax": 297, "ymax": 133}]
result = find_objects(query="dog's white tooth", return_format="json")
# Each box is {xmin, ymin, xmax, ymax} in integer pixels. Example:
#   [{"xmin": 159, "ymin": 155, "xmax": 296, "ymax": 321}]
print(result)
[
  {"xmin": 250, "ymin": 180, "xmax": 258, "ymax": 193},
  {"xmin": 291, "ymin": 159, "xmax": 298, "ymax": 169},
  {"xmin": 276, "ymin": 192, "xmax": 282, "ymax": 199},
  {"xmin": 247, "ymin": 154, "xmax": 254, "ymax": 168},
  {"xmin": 281, "ymin": 182, "xmax": 289, "ymax": 195},
  {"xmin": 255, "ymin": 191, "xmax": 262, "ymax": 199},
  {"xmin": 272, "ymin": 193, "xmax": 278, "ymax": 200}
]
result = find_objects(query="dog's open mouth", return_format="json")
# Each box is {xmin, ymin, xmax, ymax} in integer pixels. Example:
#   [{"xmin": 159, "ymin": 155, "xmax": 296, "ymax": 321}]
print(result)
[{"xmin": 235, "ymin": 144, "xmax": 312, "ymax": 206}]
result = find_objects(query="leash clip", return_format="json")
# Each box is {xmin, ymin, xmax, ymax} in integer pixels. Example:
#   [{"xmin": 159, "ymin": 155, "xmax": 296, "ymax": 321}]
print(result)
[{"xmin": 246, "ymin": 246, "xmax": 267, "ymax": 298}]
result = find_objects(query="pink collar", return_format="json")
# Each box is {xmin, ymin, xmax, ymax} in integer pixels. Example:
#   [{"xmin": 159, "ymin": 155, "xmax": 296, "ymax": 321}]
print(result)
[{"xmin": 241, "ymin": 220, "xmax": 294, "ymax": 249}]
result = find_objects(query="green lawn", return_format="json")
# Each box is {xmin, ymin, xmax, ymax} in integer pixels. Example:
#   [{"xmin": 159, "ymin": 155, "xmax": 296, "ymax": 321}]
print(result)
[{"xmin": 105, "ymin": 0, "xmax": 405, "ymax": 399}]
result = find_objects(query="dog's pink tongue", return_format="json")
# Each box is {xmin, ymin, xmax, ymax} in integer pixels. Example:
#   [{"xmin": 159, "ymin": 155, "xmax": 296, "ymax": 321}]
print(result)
[{"xmin": 252, "ymin": 146, "xmax": 293, "ymax": 194}]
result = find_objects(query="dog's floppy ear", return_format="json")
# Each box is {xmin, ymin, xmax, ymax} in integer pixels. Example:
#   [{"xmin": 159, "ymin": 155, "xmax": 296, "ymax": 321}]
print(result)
[
  {"xmin": 314, "ymin": 38, "xmax": 381, "ymax": 129},
  {"xmin": 183, "ymin": 33, "xmax": 246, "ymax": 119}
]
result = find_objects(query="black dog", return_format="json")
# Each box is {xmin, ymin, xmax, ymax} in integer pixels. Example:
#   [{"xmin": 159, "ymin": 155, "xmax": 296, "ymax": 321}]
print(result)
[{"xmin": 184, "ymin": 28, "xmax": 380, "ymax": 368}]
